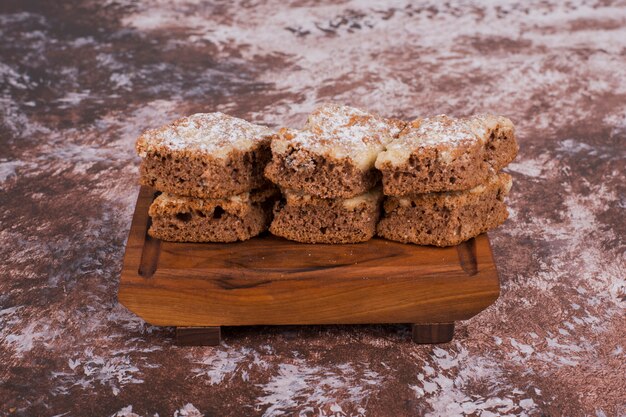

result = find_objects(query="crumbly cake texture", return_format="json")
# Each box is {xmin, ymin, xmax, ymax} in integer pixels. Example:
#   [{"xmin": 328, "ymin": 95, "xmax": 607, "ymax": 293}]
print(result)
[
  {"xmin": 375, "ymin": 114, "xmax": 518, "ymax": 195},
  {"xmin": 137, "ymin": 112, "xmax": 274, "ymax": 198},
  {"xmin": 264, "ymin": 103, "xmax": 405, "ymax": 199},
  {"xmin": 377, "ymin": 173, "xmax": 512, "ymax": 247},
  {"xmin": 270, "ymin": 188, "xmax": 383, "ymax": 244},
  {"xmin": 148, "ymin": 187, "xmax": 278, "ymax": 242}
]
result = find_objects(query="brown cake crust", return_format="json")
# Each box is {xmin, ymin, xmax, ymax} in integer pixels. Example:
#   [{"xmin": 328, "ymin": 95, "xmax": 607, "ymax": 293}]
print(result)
[
  {"xmin": 270, "ymin": 188, "xmax": 383, "ymax": 244},
  {"xmin": 376, "ymin": 173, "xmax": 512, "ymax": 246},
  {"xmin": 148, "ymin": 187, "xmax": 278, "ymax": 242},
  {"xmin": 264, "ymin": 143, "xmax": 381, "ymax": 199},
  {"xmin": 264, "ymin": 104, "xmax": 404, "ymax": 199},
  {"xmin": 136, "ymin": 113, "xmax": 274, "ymax": 198},
  {"xmin": 375, "ymin": 115, "xmax": 518, "ymax": 196},
  {"xmin": 479, "ymin": 115, "xmax": 519, "ymax": 171},
  {"xmin": 139, "ymin": 145, "xmax": 272, "ymax": 199}
]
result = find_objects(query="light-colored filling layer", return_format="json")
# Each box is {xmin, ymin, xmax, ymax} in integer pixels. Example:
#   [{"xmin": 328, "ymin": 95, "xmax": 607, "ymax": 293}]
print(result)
[
  {"xmin": 155, "ymin": 191, "xmax": 252, "ymax": 206},
  {"xmin": 396, "ymin": 173, "xmax": 512, "ymax": 206},
  {"xmin": 282, "ymin": 187, "xmax": 382, "ymax": 211}
]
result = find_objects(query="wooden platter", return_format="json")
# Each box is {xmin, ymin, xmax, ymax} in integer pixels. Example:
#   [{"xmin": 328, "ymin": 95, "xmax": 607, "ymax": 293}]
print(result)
[{"xmin": 118, "ymin": 186, "xmax": 501, "ymax": 345}]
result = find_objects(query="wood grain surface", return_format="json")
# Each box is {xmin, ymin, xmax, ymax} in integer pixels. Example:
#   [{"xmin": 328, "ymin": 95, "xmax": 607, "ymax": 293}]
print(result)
[
  {"xmin": 412, "ymin": 323, "xmax": 455, "ymax": 344},
  {"xmin": 176, "ymin": 327, "xmax": 221, "ymax": 346},
  {"xmin": 118, "ymin": 186, "xmax": 500, "ymax": 327}
]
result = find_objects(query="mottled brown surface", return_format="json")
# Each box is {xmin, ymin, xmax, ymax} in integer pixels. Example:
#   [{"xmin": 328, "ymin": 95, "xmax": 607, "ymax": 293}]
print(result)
[
  {"xmin": 377, "ymin": 173, "xmax": 511, "ymax": 247},
  {"xmin": 148, "ymin": 188, "xmax": 275, "ymax": 243},
  {"xmin": 139, "ymin": 144, "xmax": 273, "ymax": 199},
  {"xmin": 265, "ymin": 147, "xmax": 381, "ymax": 199},
  {"xmin": 0, "ymin": 1, "xmax": 625, "ymax": 416},
  {"xmin": 270, "ymin": 190, "xmax": 381, "ymax": 243}
]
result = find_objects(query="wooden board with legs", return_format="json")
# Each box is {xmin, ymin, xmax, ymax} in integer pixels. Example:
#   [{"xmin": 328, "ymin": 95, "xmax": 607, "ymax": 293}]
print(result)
[{"xmin": 118, "ymin": 186, "xmax": 501, "ymax": 345}]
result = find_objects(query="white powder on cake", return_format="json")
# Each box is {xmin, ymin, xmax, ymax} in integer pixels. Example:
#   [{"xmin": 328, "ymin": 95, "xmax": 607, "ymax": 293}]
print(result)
[
  {"xmin": 376, "ymin": 114, "xmax": 512, "ymax": 167},
  {"xmin": 271, "ymin": 103, "xmax": 402, "ymax": 171},
  {"xmin": 137, "ymin": 112, "xmax": 273, "ymax": 159}
]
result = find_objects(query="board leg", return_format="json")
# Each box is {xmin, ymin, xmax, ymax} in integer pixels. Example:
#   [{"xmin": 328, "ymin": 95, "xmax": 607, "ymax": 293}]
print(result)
[
  {"xmin": 176, "ymin": 326, "xmax": 221, "ymax": 346},
  {"xmin": 412, "ymin": 323, "xmax": 455, "ymax": 344}
]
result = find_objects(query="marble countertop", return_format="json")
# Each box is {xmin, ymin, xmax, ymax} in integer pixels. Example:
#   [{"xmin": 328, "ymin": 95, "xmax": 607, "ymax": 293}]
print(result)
[{"xmin": 1, "ymin": 1, "xmax": 624, "ymax": 416}]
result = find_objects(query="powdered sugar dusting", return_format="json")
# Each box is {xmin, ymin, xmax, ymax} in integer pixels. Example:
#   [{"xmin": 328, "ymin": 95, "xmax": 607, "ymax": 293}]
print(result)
[
  {"xmin": 137, "ymin": 112, "xmax": 273, "ymax": 159},
  {"xmin": 412, "ymin": 115, "xmax": 477, "ymax": 147},
  {"xmin": 272, "ymin": 103, "xmax": 402, "ymax": 170},
  {"xmin": 306, "ymin": 103, "xmax": 404, "ymax": 140},
  {"xmin": 378, "ymin": 114, "xmax": 512, "ymax": 166}
]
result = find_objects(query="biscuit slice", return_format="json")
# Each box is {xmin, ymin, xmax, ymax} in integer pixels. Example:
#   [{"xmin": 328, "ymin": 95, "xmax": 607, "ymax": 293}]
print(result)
[
  {"xmin": 376, "ymin": 173, "xmax": 512, "ymax": 247},
  {"xmin": 137, "ymin": 112, "xmax": 274, "ymax": 199},
  {"xmin": 270, "ymin": 188, "xmax": 383, "ymax": 244},
  {"xmin": 375, "ymin": 114, "xmax": 518, "ymax": 195},
  {"xmin": 148, "ymin": 187, "xmax": 278, "ymax": 243},
  {"xmin": 265, "ymin": 103, "xmax": 405, "ymax": 199}
]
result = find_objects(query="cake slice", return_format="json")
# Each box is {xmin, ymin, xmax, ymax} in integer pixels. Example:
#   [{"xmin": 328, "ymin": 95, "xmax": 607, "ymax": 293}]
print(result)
[
  {"xmin": 375, "ymin": 114, "xmax": 517, "ymax": 196},
  {"xmin": 270, "ymin": 188, "xmax": 383, "ymax": 244},
  {"xmin": 377, "ymin": 173, "xmax": 512, "ymax": 247},
  {"xmin": 137, "ymin": 112, "xmax": 274, "ymax": 199},
  {"xmin": 148, "ymin": 187, "xmax": 278, "ymax": 242},
  {"xmin": 264, "ymin": 104, "xmax": 405, "ymax": 199}
]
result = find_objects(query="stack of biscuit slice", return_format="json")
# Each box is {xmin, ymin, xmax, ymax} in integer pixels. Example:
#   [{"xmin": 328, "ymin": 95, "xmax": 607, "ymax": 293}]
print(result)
[
  {"xmin": 375, "ymin": 115, "xmax": 518, "ymax": 246},
  {"xmin": 265, "ymin": 104, "xmax": 404, "ymax": 243},
  {"xmin": 134, "ymin": 106, "xmax": 517, "ymax": 246},
  {"xmin": 136, "ymin": 112, "xmax": 278, "ymax": 242}
]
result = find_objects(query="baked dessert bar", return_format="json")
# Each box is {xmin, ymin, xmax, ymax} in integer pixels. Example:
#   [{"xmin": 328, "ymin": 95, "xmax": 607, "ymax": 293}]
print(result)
[
  {"xmin": 270, "ymin": 188, "xmax": 383, "ymax": 244},
  {"xmin": 148, "ymin": 187, "xmax": 277, "ymax": 242},
  {"xmin": 137, "ymin": 112, "xmax": 274, "ymax": 199},
  {"xmin": 264, "ymin": 104, "xmax": 405, "ymax": 199},
  {"xmin": 375, "ymin": 114, "xmax": 517, "ymax": 195},
  {"xmin": 376, "ymin": 173, "xmax": 512, "ymax": 247}
]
